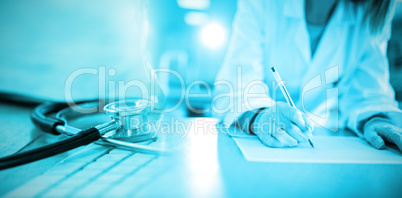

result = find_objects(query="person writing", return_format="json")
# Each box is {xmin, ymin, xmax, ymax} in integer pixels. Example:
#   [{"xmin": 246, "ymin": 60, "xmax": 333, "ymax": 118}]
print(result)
[{"xmin": 215, "ymin": 0, "xmax": 402, "ymax": 151}]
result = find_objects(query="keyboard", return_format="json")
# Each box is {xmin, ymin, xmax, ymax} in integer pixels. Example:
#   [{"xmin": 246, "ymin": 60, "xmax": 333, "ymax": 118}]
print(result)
[{"xmin": 5, "ymin": 141, "xmax": 170, "ymax": 197}]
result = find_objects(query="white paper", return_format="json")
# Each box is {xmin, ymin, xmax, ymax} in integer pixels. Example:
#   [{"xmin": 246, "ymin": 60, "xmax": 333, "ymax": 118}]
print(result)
[{"xmin": 233, "ymin": 136, "xmax": 402, "ymax": 164}]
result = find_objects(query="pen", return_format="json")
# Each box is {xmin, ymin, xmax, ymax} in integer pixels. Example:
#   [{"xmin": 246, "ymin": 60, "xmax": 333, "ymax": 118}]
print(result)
[{"xmin": 270, "ymin": 66, "xmax": 315, "ymax": 148}]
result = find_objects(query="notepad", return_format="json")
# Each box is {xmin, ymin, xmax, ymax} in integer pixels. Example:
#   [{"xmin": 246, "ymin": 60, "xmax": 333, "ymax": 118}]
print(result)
[{"xmin": 233, "ymin": 136, "xmax": 402, "ymax": 164}]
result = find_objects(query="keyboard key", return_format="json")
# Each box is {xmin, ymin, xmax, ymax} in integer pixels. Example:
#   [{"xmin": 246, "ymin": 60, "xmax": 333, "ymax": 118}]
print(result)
[
  {"xmin": 103, "ymin": 184, "xmax": 135, "ymax": 197},
  {"xmin": 71, "ymin": 169, "xmax": 103, "ymax": 180},
  {"xmin": 84, "ymin": 161, "xmax": 115, "ymax": 170},
  {"xmin": 108, "ymin": 148, "xmax": 134, "ymax": 155},
  {"xmin": 5, "ymin": 175, "xmax": 65, "ymax": 197},
  {"xmin": 104, "ymin": 159, "xmax": 160, "ymax": 197},
  {"xmin": 73, "ymin": 183, "xmax": 111, "ymax": 197},
  {"xmin": 118, "ymin": 154, "xmax": 154, "ymax": 167},
  {"xmin": 94, "ymin": 174, "xmax": 124, "ymax": 184},
  {"xmin": 56, "ymin": 177, "xmax": 88, "ymax": 189},
  {"xmin": 107, "ymin": 165, "xmax": 139, "ymax": 175},
  {"xmin": 46, "ymin": 161, "xmax": 87, "ymax": 175},
  {"xmin": 62, "ymin": 144, "xmax": 110, "ymax": 163},
  {"xmin": 42, "ymin": 187, "xmax": 73, "ymax": 198},
  {"xmin": 95, "ymin": 153, "xmax": 130, "ymax": 163}
]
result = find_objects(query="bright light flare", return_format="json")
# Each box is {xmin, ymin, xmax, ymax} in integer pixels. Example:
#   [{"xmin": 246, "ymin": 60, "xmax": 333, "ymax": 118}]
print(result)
[{"xmin": 200, "ymin": 23, "xmax": 226, "ymax": 49}]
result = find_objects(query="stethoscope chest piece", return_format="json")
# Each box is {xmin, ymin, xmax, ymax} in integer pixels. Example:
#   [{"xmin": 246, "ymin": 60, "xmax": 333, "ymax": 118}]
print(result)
[{"xmin": 104, "ymin": 99, "xmax": 155, "ymax": 142}]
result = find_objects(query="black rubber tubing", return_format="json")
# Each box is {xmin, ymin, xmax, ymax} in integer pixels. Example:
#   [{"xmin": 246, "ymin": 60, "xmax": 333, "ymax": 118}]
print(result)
[
  {"xmin": 30, "ymin": 102, "xmax": 69, "ymax": 135},
  {"xmin": 0, "ymin": 127, "xmax": 101, "ymax": 170},
  {"xmin": 30, "ymin": 100, "xmax": 98, "ymax": 135}
]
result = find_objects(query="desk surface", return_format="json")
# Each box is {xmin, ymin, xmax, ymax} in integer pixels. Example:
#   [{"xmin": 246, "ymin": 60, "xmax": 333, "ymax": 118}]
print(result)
[{"xmin": 0, "ymin": 102, "xmax": 401, "ymax": 197}]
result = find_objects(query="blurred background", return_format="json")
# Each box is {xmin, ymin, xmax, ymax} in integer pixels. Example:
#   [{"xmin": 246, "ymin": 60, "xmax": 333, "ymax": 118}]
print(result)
[
  {"xmin": 146, "ymin": 0, "xmax": 236, "ymax": 116},
  {"xmin": 0, "ymin": 0, "xmax": 401, "ymax": 117},
  {"xmin": 146, "ymin": 0, "xmax": 402, "ymax": 117}
]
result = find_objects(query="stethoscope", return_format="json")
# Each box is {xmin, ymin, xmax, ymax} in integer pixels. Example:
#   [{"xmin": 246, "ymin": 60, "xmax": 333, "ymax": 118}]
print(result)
[{"xmin": 0, "ymin": 99, "xmax": 167, "ymax": 170}]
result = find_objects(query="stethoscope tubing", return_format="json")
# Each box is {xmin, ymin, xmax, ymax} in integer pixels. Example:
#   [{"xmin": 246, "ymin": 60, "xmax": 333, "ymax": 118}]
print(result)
[
  {"xmin": 0, "ymin": 100, "xmax": 168, "ymax": 170},
  {"xmin": 0, "ymin": 126, "xmax": 102, "ymax": 170}
]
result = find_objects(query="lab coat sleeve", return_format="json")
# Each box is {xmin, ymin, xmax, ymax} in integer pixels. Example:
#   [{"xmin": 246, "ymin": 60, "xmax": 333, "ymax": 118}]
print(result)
[
  {"xmin": 214, "ymin": 0, "xmax": 275, "ymax": 125},
  {"xmin": 340, "ymin": 5, "xmax": 402, "ymax": 135}
]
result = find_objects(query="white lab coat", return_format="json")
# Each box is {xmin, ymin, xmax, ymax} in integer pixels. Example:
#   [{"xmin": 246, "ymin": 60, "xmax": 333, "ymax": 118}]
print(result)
[{"xmin": 214, "ymin": 0, "xmax": 401, "ymax": 134}]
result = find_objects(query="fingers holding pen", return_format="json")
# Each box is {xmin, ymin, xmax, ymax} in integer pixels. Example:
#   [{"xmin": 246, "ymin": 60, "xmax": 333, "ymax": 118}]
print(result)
[
  {"xmin": 282, "ymin": 107, "xmax": 306, "ymax": 130},
  {"xmin": 256, "ymin": 127, "xmax": 298, "ymax": 147},
  {"xmin": 280, "ymin": 103, "xmax": 313, "ymax": 133},
  {"xmin": 301, "ymin": 113, "xmax": 314, "ymax": 132},
  {"xmin": 279, "ymin": 103, "xmax": 314, "ymax": 141},
  {"xmin": 253, "ymin": 102, "xmax": 315, "ymax": 148},
  {"xmin": 285, "ymin": 124, "xmax": 308, "ymax": 143}
]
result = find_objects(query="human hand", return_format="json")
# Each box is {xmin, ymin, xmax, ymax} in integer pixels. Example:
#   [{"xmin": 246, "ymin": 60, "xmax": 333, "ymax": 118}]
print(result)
[
  {"xmin": 252, "ymin": 102, "xmax": 314, "ymax": 147},
  {"xmin": 363, "ymin": 118, "xmax": 402, "ymax": 152}
]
